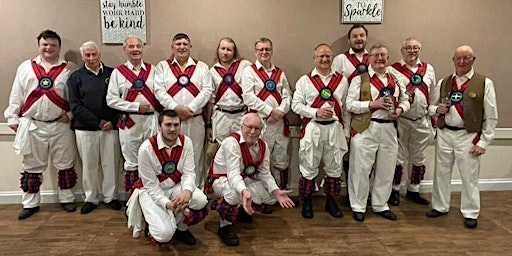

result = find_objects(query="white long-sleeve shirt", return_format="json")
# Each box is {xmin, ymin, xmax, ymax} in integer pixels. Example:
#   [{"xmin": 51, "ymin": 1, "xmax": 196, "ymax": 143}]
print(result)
[{"xmin": 210, "ymin": 59, "xmax": 252, "ymax": 110}]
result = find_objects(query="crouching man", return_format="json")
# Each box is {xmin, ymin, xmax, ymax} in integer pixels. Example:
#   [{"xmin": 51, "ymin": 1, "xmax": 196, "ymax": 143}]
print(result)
[{"xmin": 208, "ymin": 113, "xmax": 295, "ymax": 246}]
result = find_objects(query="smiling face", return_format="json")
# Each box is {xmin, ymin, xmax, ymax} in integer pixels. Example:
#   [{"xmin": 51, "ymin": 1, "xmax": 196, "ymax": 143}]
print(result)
[
  {"xmin": 123, "ymin": 37, "xmax": 143, "ymax": 64},
  {"xmin": 348, "ymin": 27, "xmax": 367, "ymax": 53},
  {"xmin": 241, "ymin": 114, "xmax": 263, "ymax": 146},
  {"xmin": 369, "ymin": 46, "xmax": 389, "ymax": 74},
  {"xmin": 452, "ymin": 45, "xmax": 475, "ymax": 76},
  {"xmin": 38, "ymin": 37, "xmax": 60, "ymax": 62},
  {"xmin": 401, "ymin": 39, "xmax": 422, "ymax": 67},
  {"xmin": 255, "ymin": 41, "xmax": 273, "ymax": 66},
  {"xmin": 172, "ymin": 38, "xmax": 191, "ymax": 62},
  {"xmin": 314, "ymin": 44, "xmax": 333, "ymax": 74}
]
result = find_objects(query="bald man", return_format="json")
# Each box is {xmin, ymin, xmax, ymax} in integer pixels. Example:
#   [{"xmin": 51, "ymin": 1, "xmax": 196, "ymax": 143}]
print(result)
[{"xmin": 426, "ymin": 45, "xmax": 498, "ymax": 229}]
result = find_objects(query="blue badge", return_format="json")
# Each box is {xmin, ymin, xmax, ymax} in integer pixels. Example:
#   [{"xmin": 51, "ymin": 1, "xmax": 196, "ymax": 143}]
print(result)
[
  {"xmin": 410, "ymin": 74, "xmax": 423, "ymax": 85},
  {"xmin": 264, "ymin": 79, "xmax": 277, "ymax": 91},
  {"xmin": 379, "ymin": 87, "xmax": 394, "ymax": 98},
  {"xmin": 39, "ymin": 77, "xmax": 53, "ymax": 89},
  {"xmin": 163, "ymin": 161, "xmax": 177, "ymax": 174},
  {"xmin": 243, "ymin": 164, "xmax": 258, "ymax": 178},
  {"xmin": 357, "ymin": 63, "xmax": 368, "ymax": 74},
  {"xmin": 132, "ymin": 79, "xmax": 145, "ymax": 90},
  {"xmin": 320, "ymin": 87, "xmax": 333, "ymax": 101},
  {"xmin": 449, "ymin": 91, "xmax": 464, "ymax": 104},
  {"xmin": 223, "ymin": 73, "xmax": 235, "ymax": 85},
  {"xmin": 178, "ymin": 75, "xmax": 190, "ymax": 87}
]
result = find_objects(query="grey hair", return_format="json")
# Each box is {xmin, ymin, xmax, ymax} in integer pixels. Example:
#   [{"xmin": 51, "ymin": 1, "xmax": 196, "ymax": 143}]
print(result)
[
  {"xmin": 401, "ymin": 37, "xmax": 422, "ymax": 48},
  {"xmin": 123, "ymin": 35, "xmax": 143, "ymax": 48},
  {"xmin": 254, "ymin": 37, "xmax": 273, "ymax": 49},
  {"xmin": 240, "ymin": 113, "xmax": 266, "ymax": 133},
  {"xmin": 79, "ymin": 41, "xmax": 100, "ymax": 56}
]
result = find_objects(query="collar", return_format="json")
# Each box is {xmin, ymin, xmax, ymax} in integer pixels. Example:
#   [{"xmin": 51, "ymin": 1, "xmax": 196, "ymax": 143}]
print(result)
[
  {"xmin": 85, "ymin": 62, "xmax": 104, "ymax": 74},
  {"xmin": 156, "ymin": 133, "xmax": 182, "ymax": 150},
  {"xmin": 171, "ymin": 57, "xmax": 196, "ymax": 68},
  {"xmin": 368, "ymin": 65, "xmax": 389, "ymax": 78},
  {"xmin": 254, "ymin": 60, "xmax": 275, "ymax": 71},
  {"xmin": 452, "ymin": 68, "xmax": 474, "ymax": 80},
  {"xmin": 214, "ymin": 59, "xmax": 239, "ymax": 69},
  {"xmin": 125, "ymin": 60, "xmax": 146, "ymax": 71},
  {"xmin": 399, "ymin": 59, "xmax": 422, "ymax": 68},
  {"xmin": 34, "ymin": 55, "xmax": 67, "ymax": 66},
  {"xmin": 311, "ymin": 67, "xmax": 335, "ymax": 78},
  {"xmin": 348, "ymin": 48, "xmax": 368, "ymax": 56}
]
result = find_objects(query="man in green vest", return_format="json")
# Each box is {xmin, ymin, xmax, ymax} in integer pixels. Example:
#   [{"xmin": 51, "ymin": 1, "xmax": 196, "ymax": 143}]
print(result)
[{"xmin": 426, "ymin": 45, "xmax": 498, "ymax": 229}]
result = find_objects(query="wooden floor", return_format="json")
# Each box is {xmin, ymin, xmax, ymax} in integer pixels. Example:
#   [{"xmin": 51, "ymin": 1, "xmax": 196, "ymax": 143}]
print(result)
[{"xmin": 1, "ymin": 191, "xmax": 512, "ymax": 256}]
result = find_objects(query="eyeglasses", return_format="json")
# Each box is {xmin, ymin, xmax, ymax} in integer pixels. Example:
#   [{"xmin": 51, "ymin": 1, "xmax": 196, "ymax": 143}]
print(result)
[
  {"xmin": 454, "ymin": 56, "xmax": 475, "ymax": 63},
  {"xmin": 370, "ymin": 53, "xmax": 388, "ymax": 58},
  {"xmin": 242, "ymin": 123, "xmax": 263, "ymax": 132},
  {"xmin": 403, "ymin": 46, "xmax": 421, "ymax": 52},
  {"xmin": 256, "ymin": 48, "xmax": 272, "ymax": 52}
]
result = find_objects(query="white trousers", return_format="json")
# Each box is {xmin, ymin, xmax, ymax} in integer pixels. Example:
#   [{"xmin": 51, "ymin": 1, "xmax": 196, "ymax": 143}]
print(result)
[
  {"xmin": 262, "ymin": 119, "xmax": 290, "ymax": 186},
  {"xmin": 22, "ymin": 120, "xmax": 76, "ymax": 208},
  {"xmin": 76, "ymin": 129, "xmax": 121, "ymax": 204},
  {"xmin": 212, "ymin": 110, "xmax": 243, "ymax": 143},
  {"xmin": 212, "ymin": 177, "xmax": 277, "ymax": 206},
  {"xmin": 432, "ymin": 128, "xmax": 481, "ymax": 219},
  {"xmin": 349, "ymin": 121, "xmax": 398, "ymax": 213},
  {"xmin": 119, "ymin": 114, "xmax": 157, "ymax": 171},
  {"xmin": 139, "ymin": 184, "xmax": 208, "ymax": 243},
  {"xmin": 180, "ymin": 115, "xmax": 206, "ymax": 188},
  {"xmin": 395, "ymin": 116, "xmax": 433, "ymax": 192}
]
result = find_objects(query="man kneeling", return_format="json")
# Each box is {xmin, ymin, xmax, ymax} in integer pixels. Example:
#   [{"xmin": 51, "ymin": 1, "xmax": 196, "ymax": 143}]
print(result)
[
  {"xmin": 209, "ymin": 113, "xmax": 295, "ymax": 246},
  {"xmin": 130, "ymin": 110, "xmax": 208, "ymax": 246}
]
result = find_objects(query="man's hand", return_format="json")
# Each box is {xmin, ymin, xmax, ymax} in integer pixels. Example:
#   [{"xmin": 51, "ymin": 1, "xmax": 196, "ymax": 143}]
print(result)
[
  {"xmin": 99, "ymin": 120, "xmax": 113, "ymax": 131},
  {"xmin": 437, "ymin": 100, "xmax": 451, "ymax": 115},
  {"xmin": 168, "ymin": 189, "xmax": 192, "ymax": 214},
  {"xmin": 57, "ymin": 113, "xmax": 71, "ymax": 123},
  {"xmin": 9, "ymin": 124, "xmax": 18, "ymax": 132},
  {"xmin": 470, "ymin": 145, "xmax": 486, "ymax": 157},
  {"xmin": 388, "ymin": 107, "xmax": 403, "ymax": 120},
  {"xmin": 268, "ymin": 108, "xmax": 284, "ymax": 124},
  {"xmin": 273, "ymin": 189, "xmax": 295, "ymax": 208},
  {"xmin": 138, "ymin": 102, "xmax": 151, "ymax": 113},
  {"xmin": 175, "ymin": 105, "xmax": 194, "ymax": 121},
  {"xmin": 316, "ymin": 108, "xmax": 334, "ymax": 119},
  {"xmin": 241, "ymin": 189, "xmax": 254, "ymax": 215},
  {"xmin": 369, "ymin": 97, "xmax": 393, "ymax": 110}
]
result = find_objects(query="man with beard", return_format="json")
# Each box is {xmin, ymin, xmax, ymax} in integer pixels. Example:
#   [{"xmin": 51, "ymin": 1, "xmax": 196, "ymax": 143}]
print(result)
[
  {"xmin": 68, "ymin": 41, "xmax": 122, "ymax": 214},
  {"xmin": 107, "ymin": 36, "xmax": 161, "ymax": 195},
  {"xmin": 241, "ymin": 38, "xmax": 292, "ymax": 199},
  {"xmin": 292, "ymin": 44, "xmax": 350, "ymax": 219},
  {"xmin": 332, "ymin": 24, "xmax": 370, "ymax": 204},
  {"xmin": 5, "ymin": 30, "xmax": 78, "ymax": 219},
  {"xmin": 346, "ymin": 44, "xmax": 409, "ymax": 222},
  {"xmin": 154, "ymin": 33, "xmax": 214, "ymax": 189},
  {"xmin": 387, "ymin": 37, "xmax": 437, "ymax": 206},
  {"xmin": 426, "ymin": 45, "xmax": 498, "ymax": 229}
]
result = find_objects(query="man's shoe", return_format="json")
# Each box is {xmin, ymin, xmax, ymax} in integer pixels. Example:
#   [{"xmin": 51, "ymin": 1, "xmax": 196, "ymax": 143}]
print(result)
[
  {"xmin": 61, "ymin": 203, "xmax": 76, "ymax": 212},
  {"xmin": 426, "ymin": 209, "xmax": 448, "ymax": 218},
  {"xmin": 301, "ymin": 197, "xmax": 313, "ymax": 219},
  {"xmin": 325, "ymin": 197, "xmax": 343, "ymax": 218},
  {"xmin": 173, "ymin": 230, "xmax": 196, "ymax": 245},
  {"xmin": 236, "ymin": 206, "xmax": 253, "ymax": 223},
  {"xmin": 405, "ymin": 191, "xmax": 429, "ymax": 205},
  {"xmin": 289, "ymin": 196, "xmax": 300, "ymax": 208},
  {"xmin": 218, "ymin": 225, "xmax": 239, "ymax": 246},
  {"xmin": 388, "ymin": 189, "xmax": 400, "ymax": 206},
  {"xmin": 253, "ymin": 204, "xmax": 272, "ymax": 214},
  {"xmin": 106, "ymin": 200, "xmax": 122, "ymax": 210},
  {"xmin": 464, "ymin": 218, "xmax": 478, "ymax": 229},
  {"xmin": 374, "ymin": 210, "xmax": 397, "ymax": 221},
  {"xmin": 352, "ymin": 211, "xmax": 365, "ymax": 222},
  {"xmin": 80, "ymin": 202, "xmax": 98, "ymax": 214},
  {"xmin": 18, "ymin": 206, "xmax": 40, "ymax": 220}
]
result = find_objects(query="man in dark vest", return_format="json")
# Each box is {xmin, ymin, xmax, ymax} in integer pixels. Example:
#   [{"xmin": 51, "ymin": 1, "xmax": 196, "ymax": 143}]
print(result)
[{"xmin": 426, "ymin": 45, "xmax": 498, "ymax": 229}]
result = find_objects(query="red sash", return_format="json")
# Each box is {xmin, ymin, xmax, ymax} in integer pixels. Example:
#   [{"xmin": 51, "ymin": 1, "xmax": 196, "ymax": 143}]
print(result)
[
  {"xmin": 300, "ymin": 72, "xmax": 344, "ymax": 139},
  {"xmin": 214, "ymin": 61, "xmax": 243, "ymax": 103},
  {"xmin": 231, "ymin": 132, "xmax": 266, "ymax": 179},
  {"xmin": 166, "ymin": 59, "xmax": 201, "ymax": 97},
  {"xmin": 391, "ymin": 62, "xmax": 429, "ymax": 102},
  {"xmin": 149, "ymin": 134, "xmax": 185, "ymax": 184},
  {"xmin": 450, "ymin": 78, "xmax": 470, "ymax": 118},
  {"xmin": 370, "ymin": 73, "xmax": 397, "ymax": 113},
  {"xmin": 21, "ymin": 61, "xmax": 69, "ymax": 115},
  {"xmin": 250, "ymin": 64, "xmax": 283, "ymax": 104},
  {"xmin": 344, "ymin": 52, "xmax": 369, "ymax": 82},
  {"xmin": 117, "ymin": 63, "xmax": 162, "ymax": 111}
]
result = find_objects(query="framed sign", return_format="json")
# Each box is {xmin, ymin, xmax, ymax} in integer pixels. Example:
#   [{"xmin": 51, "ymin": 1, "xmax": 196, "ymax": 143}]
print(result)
[
  {"xmin": 341, "ymin": 0, "xmax": 384, "ymax": 24},
  {"xmin": 100, "ymin": 0, "xmax": 147, "ymax": 44}
]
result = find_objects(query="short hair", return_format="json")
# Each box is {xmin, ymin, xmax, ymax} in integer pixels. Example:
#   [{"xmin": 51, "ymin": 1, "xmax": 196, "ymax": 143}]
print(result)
[
  {"xmin": 122, "ymin": 35, "xmax": 142, "ymax": 48},
  {"xmin": 369, "ymin": 43, "xmax": 387, "ymax": 53},
  {"xmin": 314, "ymin": 43, "xmax": 332, "ymax": 51},
  {"xmin": 37, "ymin": 30, "xmax": 61, "ymax": 46},
  {"xmin": 401, "ymin": 37, "xmax": 422, "ymax": 48},
  {"xmin": 254, "ymin": 37, "xmax": 273, "ymax": 49},
  {"xmin": 172, "ymin": 33, "xmax": 191, "ymax": 43},
  {"xmin": 79, "ymin": 41, "xmax": 100, "ymax": 56},
  {"xmin": 347, "ymin": 24, "xmax": 368, "ymax": 38},
  {"xmin": 240, "ymin": 113, "xmax": 265, "ymax": 131},
  {"xmin": 158, "ymin": 110, "xmax": 180, "ymax": 125},
  {"xmin": 214, "ymin": 37, "xmax": 242, "ymax": 63}
]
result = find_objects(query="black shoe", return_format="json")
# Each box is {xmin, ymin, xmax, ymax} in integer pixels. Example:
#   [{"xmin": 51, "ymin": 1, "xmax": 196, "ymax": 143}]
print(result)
[
  {"xmin": 352, "ymin": 211, "xmax": 365, "ymax": 222},
  {"xmin": 374, "ymin": 210, "xmax": 397, "ymax": 221},
  {"xmin": 253, "ymin": 204, "xmax": 272, "ymax": 214},
  {"xmin": 80, "ymin": 202, "xmax": 98, "ymax": 214},
  {"xmin": 218, "ymin": 225, "xmax": 239, "ymax": 246},
  {"xmin": 289, "ymin": 196, "xmax": 300, "ymax": 208},
  {"xmin": 405, "ymin": 191, "xmax": 430, "ymax": 205},
  {"xmin": 18, "ymin": 206, "xmax": 40, "ymax": 220},
  {"xmin": 301, "ymin": 197, "xmax": 313, "ymax": 219},
  {"xmin": 106, "ymin": 200, "xmax": 122, "ymax": 210},
  {"xmin": 388, "ymin": 189, "xmax": 400, "ymax": 206},
  {"xmin": 426, "ymin": 209, "xmax": 448, "ymax": 218},
  {"xmin": 61, "ymin": 203, "xmax": 76, "ymax": 212},
  {"xmin": 325, "ymin": 197, "xmax": 343, "ymax": 218},
  {"xmin": 237, "ymin": 207, "xmax": 253, "ymax": 223},
  {"xmin": 173, "ymin": 230, "xmax": 196, "ymax": 245},
  {"xmin": 464, "ymin": 218, "xmax": 478, "ymax": 229}
]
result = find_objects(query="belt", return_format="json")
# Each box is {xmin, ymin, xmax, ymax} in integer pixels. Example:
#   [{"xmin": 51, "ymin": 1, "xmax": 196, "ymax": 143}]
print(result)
[
  {"xmin": 32, "ymin": 117, "xmax": 58, "ymax": 123},
  {"xmin": 216, "ymin": 106, "xmax": 247, "ymax": 114},
  {"xmin": 193, "ymin": 113, "xmax": 202, "ymax": 118},
  {"xmin": 128, "ymin": 112, "xmax": 154, "ymax": 116},
  {"xmin": 371, "ymin": 118, "xmax": 395, "ymax": 123},
  {"xmin": 444, "ymin": 124, "xmax": 465, "ymax": 131},
  {"xmin": 314, "ymin": 120, "xmax": 336, "ymax": 125},
  {"xmin": 401, "ymin": 115, "xmax": 424, "ymax": 122}
]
